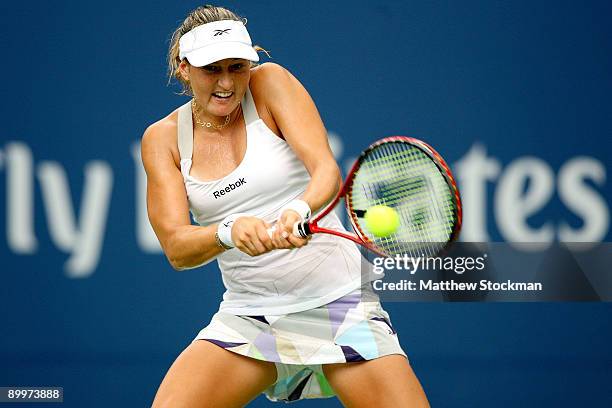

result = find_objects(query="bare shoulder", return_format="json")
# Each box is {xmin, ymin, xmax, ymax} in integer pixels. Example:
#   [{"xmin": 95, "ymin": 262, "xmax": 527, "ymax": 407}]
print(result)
[
  {"xmin": 249, "ymin": 63, "xmax": 306, "ymax": 134},
  {"xmin": 142, "ymin": 110, "xmax": 178, "ymax": 148},
  {"xmin": 141, "ymin": 109, "xmax": 181, "ymax": 168},
  {"xmin": 249, "ymin": 62, "xmax": 294, "ymax": 101},
  {"xmin": 250, "ymin": 62, "xmax": 291, "ymax": 81}
]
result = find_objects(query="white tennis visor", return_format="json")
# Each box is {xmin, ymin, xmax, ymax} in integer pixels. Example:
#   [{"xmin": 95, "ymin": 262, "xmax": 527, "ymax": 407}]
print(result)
[{"xmin": 179, "ymin": 20, "xmax": 259, "ymax": 67}]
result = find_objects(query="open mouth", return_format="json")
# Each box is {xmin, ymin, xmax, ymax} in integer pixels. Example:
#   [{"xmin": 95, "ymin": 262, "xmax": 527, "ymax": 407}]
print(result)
[{"xmin": 212, "ymin": 91, "xmax": 233, "ymax": 99}]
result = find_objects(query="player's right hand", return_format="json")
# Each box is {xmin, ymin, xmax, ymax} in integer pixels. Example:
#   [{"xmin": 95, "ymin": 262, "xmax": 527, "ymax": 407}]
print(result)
[{"xmin": 231, "ymin": 216, "xmax": 276, "ymax": 256}]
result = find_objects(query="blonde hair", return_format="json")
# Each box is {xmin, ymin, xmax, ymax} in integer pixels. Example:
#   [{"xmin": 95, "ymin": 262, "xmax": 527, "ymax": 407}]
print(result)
[{"xmin": 167, "ymin": 5, "xmax": 266, "ymax": 96}]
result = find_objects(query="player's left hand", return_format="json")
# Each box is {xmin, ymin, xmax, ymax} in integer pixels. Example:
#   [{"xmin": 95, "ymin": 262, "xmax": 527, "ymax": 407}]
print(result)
[{"xmin": 272, "ymin": 209, "xmax": 309, "ymax": 250}]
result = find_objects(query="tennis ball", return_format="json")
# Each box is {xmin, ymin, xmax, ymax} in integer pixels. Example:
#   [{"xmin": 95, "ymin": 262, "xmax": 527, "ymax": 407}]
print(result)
[{"xmin": 364, "ymin": 205, "xmax": 400, "ymax": 237}]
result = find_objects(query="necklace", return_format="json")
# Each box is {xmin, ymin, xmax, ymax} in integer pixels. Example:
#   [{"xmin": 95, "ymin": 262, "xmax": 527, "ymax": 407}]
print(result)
[{"xmin": 191, "ymin": 98, "xmax": 231, "ymax": 130}]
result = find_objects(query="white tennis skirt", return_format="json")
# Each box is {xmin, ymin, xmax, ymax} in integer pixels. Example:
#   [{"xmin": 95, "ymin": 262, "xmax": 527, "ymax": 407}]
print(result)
[{"xmin": 193, "ymin": 282, "xmax": 407, "ymax": 402}]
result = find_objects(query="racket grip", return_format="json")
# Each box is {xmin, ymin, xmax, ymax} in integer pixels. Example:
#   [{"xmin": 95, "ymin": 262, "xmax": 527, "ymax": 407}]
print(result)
[
  {"xmin": 293, "ymin": 221, "xmax": 310, "ymax": 238},
  {"xmin": 267, "ymin": 222, "xmax": 309, "ymax": 239}
]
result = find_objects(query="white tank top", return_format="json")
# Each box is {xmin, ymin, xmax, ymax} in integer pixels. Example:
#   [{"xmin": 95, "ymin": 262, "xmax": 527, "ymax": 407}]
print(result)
[{"xmin": 177, "ymin": 87, "xmax": 364, "ymax": 315}]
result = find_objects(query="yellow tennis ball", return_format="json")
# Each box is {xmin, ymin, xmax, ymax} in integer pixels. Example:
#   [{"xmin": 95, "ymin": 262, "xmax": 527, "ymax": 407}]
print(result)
[{"xmin": 364, "ymin": 205, "xmax": 400, "ymax": 237}]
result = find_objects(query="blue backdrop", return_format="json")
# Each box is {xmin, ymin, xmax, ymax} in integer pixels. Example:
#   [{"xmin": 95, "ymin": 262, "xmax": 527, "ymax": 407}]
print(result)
[{"xmin": 1, "ymin": 0, "xmax": 611, "ymax": 406}]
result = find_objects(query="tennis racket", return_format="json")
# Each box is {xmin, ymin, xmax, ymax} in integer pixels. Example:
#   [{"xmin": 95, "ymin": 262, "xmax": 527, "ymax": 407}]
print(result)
[{"xmin": 270, "ymin": 136, "xmax": 462, "ymax": 258}]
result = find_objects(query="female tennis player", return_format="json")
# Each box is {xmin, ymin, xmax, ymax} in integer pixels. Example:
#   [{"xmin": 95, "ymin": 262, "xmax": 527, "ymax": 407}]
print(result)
[{"xmin": 144, "ymin": 5, "xmax": 430, "ymax": 407}]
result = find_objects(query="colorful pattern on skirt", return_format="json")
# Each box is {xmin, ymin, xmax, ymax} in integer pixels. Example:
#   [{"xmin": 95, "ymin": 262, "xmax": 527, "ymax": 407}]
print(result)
[{"xmin": 193, "ymin": 285, "xmax": 407, "ymax": 402}]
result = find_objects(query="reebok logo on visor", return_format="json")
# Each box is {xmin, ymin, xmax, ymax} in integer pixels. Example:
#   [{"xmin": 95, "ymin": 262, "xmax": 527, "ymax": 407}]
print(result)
[{"xmin": 213, "ymin": 29, "xmax": 231, "ymax": 36}]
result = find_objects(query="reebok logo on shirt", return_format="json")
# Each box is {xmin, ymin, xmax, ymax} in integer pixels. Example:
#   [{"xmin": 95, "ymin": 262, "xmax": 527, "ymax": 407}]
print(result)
[{"xmin": 213, "ymin": 177, "xmax": 246, "ymax": 199}]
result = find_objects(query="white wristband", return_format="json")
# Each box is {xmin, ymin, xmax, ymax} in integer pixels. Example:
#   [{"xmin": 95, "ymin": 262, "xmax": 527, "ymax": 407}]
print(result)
[
  {"xmin": 217, "ymin": 213, "xmax": 249, "ymax": 248},
  {"xmin": 279, "ymin": 199, "xmax": 311, "ymax": 221}
]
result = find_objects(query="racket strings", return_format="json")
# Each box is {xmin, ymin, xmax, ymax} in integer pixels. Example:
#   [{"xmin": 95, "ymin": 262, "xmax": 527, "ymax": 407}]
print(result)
[
  {"xmin": 380, "ymin": 149, "xmax": 454, "ymax": 256},
  {"xmin": 376, "ymin": 144, "xmax": 450, "ymax": 256},
  {"xmin": 381, "ymin": 148, "xmax": 454, "ymax": 256},
  {"xmin": 350, "ymin": 141, "xmax": 457, "ymax": 257}
]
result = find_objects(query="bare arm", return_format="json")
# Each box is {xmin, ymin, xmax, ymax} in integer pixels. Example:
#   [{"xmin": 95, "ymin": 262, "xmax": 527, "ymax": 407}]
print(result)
[
  {"xmin": 141, "ymin": 122, "xmax": 224, "ymax": 270},
  {"xmin": 253, "ymin": 63, "xmax": 342, "ymax": 214}
]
